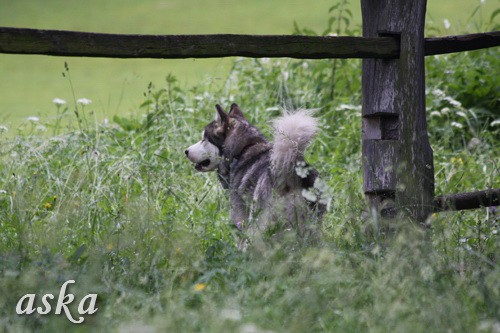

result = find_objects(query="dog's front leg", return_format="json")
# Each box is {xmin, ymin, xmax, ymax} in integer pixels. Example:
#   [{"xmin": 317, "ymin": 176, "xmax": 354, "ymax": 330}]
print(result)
[{"xmin": 230, "ymin": 190, "xmax": 247, "ymax": 231}]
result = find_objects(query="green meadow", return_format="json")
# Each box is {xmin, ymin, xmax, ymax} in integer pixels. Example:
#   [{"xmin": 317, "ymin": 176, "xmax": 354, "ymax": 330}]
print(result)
[
  {"xmin": 0, "ymin": 0, "xmax": 497, "ymax": 126},
  {"xmin": 0, "ymin": 1, "xmax": 499, "ymax": 332}
]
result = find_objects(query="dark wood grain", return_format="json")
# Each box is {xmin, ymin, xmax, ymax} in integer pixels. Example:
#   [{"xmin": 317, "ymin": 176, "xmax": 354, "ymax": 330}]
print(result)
[
  {"xmin": 434, "ymin": 189, "xmax": 500, "ymax": 212},
  {"xmin": 361, "ymin": 0, "xmax": 434, "ymax": 222},
  {"xmin": 1, "ymin": 27, "xmax": 498, "ymax": 59},
  {"xmin": 0, "ymin": 27, "xmax": 399, "ymax": 59}
]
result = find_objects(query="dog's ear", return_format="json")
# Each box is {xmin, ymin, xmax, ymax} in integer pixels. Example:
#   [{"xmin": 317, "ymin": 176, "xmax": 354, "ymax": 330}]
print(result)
[
  {"xmin": 215, "ymin": 104, "xmax": 229, "ymax": 125},
  {"xmin": 229, "ymin": 103, "xmax": 245, "ymax": 120}
]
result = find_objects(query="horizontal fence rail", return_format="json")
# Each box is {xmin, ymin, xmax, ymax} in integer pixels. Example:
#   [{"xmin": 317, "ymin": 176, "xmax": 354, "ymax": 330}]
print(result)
[
  {"xmin": 425, "ymin": 31, "xmax": 500, "ymax": 55},
  {"xmin": 433, "ymin": 189, "xmax": 500, "ymax": 212},
  {"xmin": 0, "ymin": 27, "xmax": 499, "ymax": 60},
  {"xmin": 0, "ymin": 27, "xmax": 400, "ymax": 59}
]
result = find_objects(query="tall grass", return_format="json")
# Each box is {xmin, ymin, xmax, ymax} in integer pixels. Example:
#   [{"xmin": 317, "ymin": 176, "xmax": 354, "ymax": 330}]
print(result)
[{"xmin": 0, "ymin": 12, "xmax": 499, "ymax": 333}]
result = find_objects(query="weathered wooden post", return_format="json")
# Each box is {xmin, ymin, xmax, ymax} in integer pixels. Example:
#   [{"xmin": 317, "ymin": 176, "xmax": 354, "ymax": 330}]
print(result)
[{"xmin": 361, "ymin": 0, "xmax": 434, "ymax": 223}]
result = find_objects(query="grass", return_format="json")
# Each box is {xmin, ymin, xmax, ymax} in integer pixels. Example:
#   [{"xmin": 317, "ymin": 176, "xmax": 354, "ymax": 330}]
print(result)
[
  {"xmin": 1, "ymin": 45, "xmax": 499, "ymax": 331},
  {"xmin": 0, "ymin": 2, "xmax": 499, "ymax": 332},
  {"xmin": 0, "ymin": 0, "xmax": 498, "ymax": 127}
]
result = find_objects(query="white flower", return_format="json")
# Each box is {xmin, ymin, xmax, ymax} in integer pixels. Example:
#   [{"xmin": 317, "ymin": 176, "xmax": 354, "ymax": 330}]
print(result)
[
  {"xmin": 302, "ymin": 188, "xmax": 318, "ymax": 202},
  {"xmin": 336, "ymin": 104, "xmax": 359, "ymax": 111},
  {"xmin": 36, "ymin": 125, "xmax": 47, "ymax": 132},
  {"xmin": 261, "ymin": 57, "xmax": 270, "ymax": 64},
  {"xmin": 451, "ymin": 121, "xmax": 463, "ymax": 129},
  {"xmin": 313, "ymin": 179, "xmax": 328, "ymax": 192},
  {"xmin": 27, "ymin": 116, "xmax": 39, "ymax": 122},
  {"xmin": 430, "ymin": 111, "xmax": 441, "ymax": 117},
  {"xmin": 77, "ymin": 98, "xmax": 92, "ymax": 105},
  {"xmin": 443, "ymin": 19, "xmax": 451, "ymax": 30},
  {"xmin": 295, "ymin": 161, "xmax": 310, "ymax": 178},
  {"xmin": 432, "ymin": 89, "xmax": 445, "ymax": 97},
  {"xmin": 441, "ymin": 107, "xmax": 450, "ymax": 115},
  {"xmin": 53, "ymin": 98, "xmax": 67, "ymax": 106},
  {"xmin": 490, "ymin": 119, "xmax": 500, "ymax": 127},
  {"xmin": 0, "ymin": 190, "xmax": 7, "ymax": 194},
  {"xmin": 444, "ymin": 96, "xmax": 461, "ymax": 107},
  {"xmin": 0, "ymin": 125, "xmax": 8, "ymax": 132}
]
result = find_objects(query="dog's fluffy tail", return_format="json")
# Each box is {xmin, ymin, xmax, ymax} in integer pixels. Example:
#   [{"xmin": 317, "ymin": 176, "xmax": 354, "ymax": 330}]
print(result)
[{"xmin": 271, "ymin": 109, "xmax": 318, "ymax": 188}]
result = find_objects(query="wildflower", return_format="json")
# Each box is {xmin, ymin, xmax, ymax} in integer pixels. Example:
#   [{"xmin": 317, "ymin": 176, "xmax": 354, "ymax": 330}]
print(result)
[
  {"xmin": 27, "ymin": 116, "xmax": 39, "ymax": 122},
  {"xmin": 36, "ymin": 125, "xmax": 47, "ymax": 132},
  {"xmin": 443, "ymin": 19, "xmax": 451, "ymax": 30},
  {"xmin": 451, "ymin": 121, "xmax": 463, "ymax": 129},
  {"xmin": 0, "ymin": 125, "xmax": 8, "ymax": 132},
  {"xmin": 302, "ymin": 188, "xmax": 318, "ymax": 202},
  {"xmin": 261, "ymin": 57, "xmax": 270, "ymax": 64},
  {"xmin": 44, "ymin": 202, "xmax": 52, "ymax": 209},
  {"xmin": 432, "ymin": 89, "xmax": 445, "ymax": 97},
  {"xmin": 0, "ymin": 190, "xmax": 7, "ymax": 194},
  {"xmin": 77, "ymin": 98, "xmax": 92, "ymax": 105},
  {"xmin": 451, "ymin": 157, "xmax": 464, "ymax": 165},
  {"xmin": 53, "ymin": 98, "xmax": 67, "ymax": 106},
  {"xmin": 194, "ymin": 283, "xmax": 207, "ymax": 292},
  {"xmin": 444, "ymin": 96, "xmax": 461, "ymax": 107},
  {"xmin": 491, "ymin": 119, "xmax": 500, "ymax": 127},
  {"xmin": 430, "ymin": 111, "xmax": 441, "ymax": 117},
  {"xmin": 295, "ymin": 161, "xmax": 310, "ymax": 178},
  {"xmin": 336, "ymin": 104, "xmax": 360, "ymax": 111}
]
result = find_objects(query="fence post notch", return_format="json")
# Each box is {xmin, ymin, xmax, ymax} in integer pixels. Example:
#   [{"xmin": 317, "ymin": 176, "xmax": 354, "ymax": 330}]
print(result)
[{"xmin": 361, "ymin": 0, "xmax": 434, "ymax": 223}]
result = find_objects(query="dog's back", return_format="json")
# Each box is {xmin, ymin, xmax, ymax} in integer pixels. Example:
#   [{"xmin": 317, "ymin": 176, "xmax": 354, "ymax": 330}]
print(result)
[{"xmin": 224, "ymin": 108, "xmax": 323, "ymax": 235}]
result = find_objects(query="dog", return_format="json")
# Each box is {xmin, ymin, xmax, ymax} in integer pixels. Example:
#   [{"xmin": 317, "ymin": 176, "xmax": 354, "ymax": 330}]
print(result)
[{"xmin": 185, "ymin": 103, "xmax": 326, "ymax": 240}]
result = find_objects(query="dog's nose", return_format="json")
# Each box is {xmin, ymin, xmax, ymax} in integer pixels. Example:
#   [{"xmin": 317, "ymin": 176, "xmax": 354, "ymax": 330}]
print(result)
[{"xmin": 184, "ymin": 149, "xmax": 189, "ymax": 157}]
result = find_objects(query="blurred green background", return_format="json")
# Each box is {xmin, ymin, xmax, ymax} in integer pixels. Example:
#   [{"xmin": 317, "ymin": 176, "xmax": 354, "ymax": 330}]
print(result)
[{"xmin": 0, "ymin": 0, "xmax": 496, "ymax": 127}]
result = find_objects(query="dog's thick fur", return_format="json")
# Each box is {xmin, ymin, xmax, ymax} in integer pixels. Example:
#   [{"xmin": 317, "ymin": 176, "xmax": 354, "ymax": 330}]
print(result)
[{"xmin": 185, "ymin": 103, "xmax": 324, "ymax": 239}]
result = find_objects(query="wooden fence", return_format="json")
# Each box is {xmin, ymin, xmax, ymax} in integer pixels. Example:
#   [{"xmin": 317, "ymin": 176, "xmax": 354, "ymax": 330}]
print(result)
[{"xmin": 1, "ymin": 0, "xmax": 499, "ymax": 223}]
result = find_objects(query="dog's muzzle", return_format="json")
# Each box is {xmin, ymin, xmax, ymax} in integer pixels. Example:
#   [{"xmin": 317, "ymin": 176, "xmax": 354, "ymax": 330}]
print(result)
[{"xmin": 185, "ymin": 139, "xmax": 219, "ymax": 172}]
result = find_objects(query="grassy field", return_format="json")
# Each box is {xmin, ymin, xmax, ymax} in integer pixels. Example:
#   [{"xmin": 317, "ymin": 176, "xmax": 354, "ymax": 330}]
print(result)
[
  {"xmin": 0, "ymin": 1, "xmax": 499, "ymax": 332},
  {"xmin": 0, "ymin": 0, "xmax": 498, "ymax": 128}
]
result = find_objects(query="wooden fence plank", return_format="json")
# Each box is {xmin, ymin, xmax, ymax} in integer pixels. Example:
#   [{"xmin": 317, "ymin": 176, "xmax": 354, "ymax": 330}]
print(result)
[
  {"xmin": 0, "ymin": 27, "xmax": 399, "ymax": 59},
  {"xmin": 425, "ymin": 31, "xmax": 500, "ymax": 55},
  {"xmin": 1, "ymin": 27, "xmax": 498, "ymax": 59},
  {"xmin": 434, "ymin": 189, "xmax": 500, "ymax": 212}
]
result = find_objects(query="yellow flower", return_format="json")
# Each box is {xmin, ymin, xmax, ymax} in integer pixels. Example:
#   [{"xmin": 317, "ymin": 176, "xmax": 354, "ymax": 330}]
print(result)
[
  {"xmin": 450, "ymin": 157, "xmax": 463, "ymax": 165},
  {"xmin": 194, "ymin": 283, "xmax": 207, "ymax": 292},
  {"xmin": 43, "ymin": 202, "xmax": 52, "ymax": 209}
]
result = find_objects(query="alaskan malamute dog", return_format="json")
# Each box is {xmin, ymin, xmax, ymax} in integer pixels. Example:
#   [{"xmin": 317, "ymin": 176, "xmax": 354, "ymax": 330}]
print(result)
[{"xmin": 185, "ymin": 103, "xmax": 325, "ymax": 240}]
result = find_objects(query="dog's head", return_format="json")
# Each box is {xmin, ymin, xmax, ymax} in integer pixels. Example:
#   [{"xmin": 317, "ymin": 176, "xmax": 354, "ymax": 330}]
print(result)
[{"xmin": 185, "ymin": 103, "xmax": 245, "ymax": 172}]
